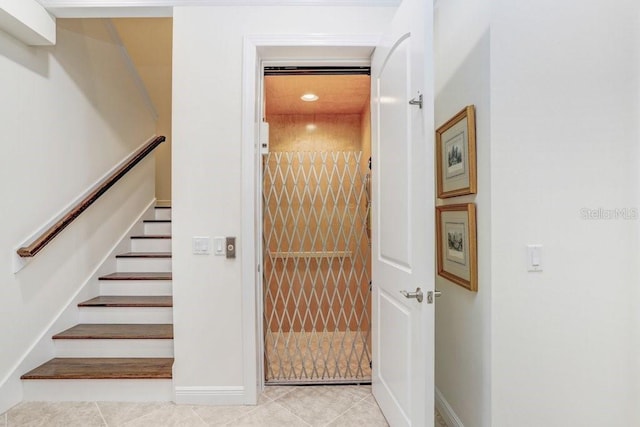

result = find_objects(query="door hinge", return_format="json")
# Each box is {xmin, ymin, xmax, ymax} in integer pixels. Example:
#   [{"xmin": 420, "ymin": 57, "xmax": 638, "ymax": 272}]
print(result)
[{"xmin": 408, "ymin": 93, "xmax": 423, "ymax": 109}]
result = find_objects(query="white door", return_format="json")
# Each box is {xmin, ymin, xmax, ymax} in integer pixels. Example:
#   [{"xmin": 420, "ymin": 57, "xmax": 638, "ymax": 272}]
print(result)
[{"xmin": 371, "ymin": 0, "xmax": 434, "ymax": 425}]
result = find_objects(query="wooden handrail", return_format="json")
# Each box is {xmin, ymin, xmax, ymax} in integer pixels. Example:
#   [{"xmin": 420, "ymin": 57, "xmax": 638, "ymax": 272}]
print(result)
[{"xmin": 17, "ymin": 136, "xmax": 166, "ymax": 258}]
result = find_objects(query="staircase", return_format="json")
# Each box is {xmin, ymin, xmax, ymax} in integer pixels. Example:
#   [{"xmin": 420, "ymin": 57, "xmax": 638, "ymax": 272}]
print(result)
[{"xmin": 21, "ymin": 206, "xmax": 174, "ymax": 401}]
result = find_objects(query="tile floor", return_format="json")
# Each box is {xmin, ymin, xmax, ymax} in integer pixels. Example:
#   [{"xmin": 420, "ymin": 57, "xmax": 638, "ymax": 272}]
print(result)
[{"xmin": 1, "ymin": 385, "xmax": 448, "ymax": 426}]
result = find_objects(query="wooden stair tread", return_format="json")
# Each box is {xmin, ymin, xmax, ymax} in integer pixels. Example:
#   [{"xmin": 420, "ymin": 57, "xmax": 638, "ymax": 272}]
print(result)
[
  {"xmin": 143, "ymin": 219, "xmax": 171, "ymax": 223},
  {"xmin": 155, "ymin": 206, "xmax": 171, "ymax": 209},
  {"xmin": 53, "ymin": 324, "xmax": 173, "ymax": 340},
  {"xmin": 99, "ymin": 272, "xmax": 172, "ymax": 280},
  {"xmin": 78, "ymin": 296, "xmax": 172, "ymax": 307},
  {"xmin": 131, "ymin": 235, "xmax": 171, "ymax": 239},
  {"xmin": 21, "ymin": 358, "xmax": 173, "ymax": 380},
  {"xmin": 116, "ymin": 252, "xmax": 171, "ymax": 258}
]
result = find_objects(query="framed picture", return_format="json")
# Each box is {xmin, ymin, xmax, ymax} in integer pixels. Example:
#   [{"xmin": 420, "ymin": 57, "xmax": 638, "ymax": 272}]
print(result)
[
  {"xmin": 436, "ymin": 105, "xmax": 477, "ymax": 198},
  {"xmin": 436, "ymin": 203, "xmax": 477, "ymax": 291}
]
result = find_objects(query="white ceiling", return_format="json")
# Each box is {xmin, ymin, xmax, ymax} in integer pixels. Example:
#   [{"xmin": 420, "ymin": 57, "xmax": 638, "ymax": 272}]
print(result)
[
  {"xmin": 265, "ymin": 74, "xmax": 371, "ymax": 116},
  {"xmin": 37, "ymin": 0, "xmax": 400, "ymax": 18}
]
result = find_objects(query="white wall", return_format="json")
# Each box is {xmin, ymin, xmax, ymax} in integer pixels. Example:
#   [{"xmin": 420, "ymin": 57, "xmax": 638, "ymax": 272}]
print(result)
[
  {"xmin": 491, "ymin": 0, "xmax": 639, "ymax": 425},
  {"xmin": 112, "ymin": 18, "xmax": 173, "ymax": 204},
  {"xmin": 172, "ymin": 5, "xmax": 393, "ymax": 402},
  {"xmin": 0, "ymin": 19, "xmax": 156, "ymax": 413},
  {"xmin": 0, "ymin": 0, "xmax": 56, "ymax": 45},
  {"xmin": 434, "ymin": 0, "xmax": 491, "ymax": 425}
]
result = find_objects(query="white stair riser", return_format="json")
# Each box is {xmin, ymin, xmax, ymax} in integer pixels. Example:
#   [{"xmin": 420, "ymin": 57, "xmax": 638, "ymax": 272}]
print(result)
[
  {"xmin": 54, "ymin": 339, "xmax": 174, "ymax": 358},
  {"xmin": 100, "ymin": 280, "xmax": 172, "ymax": 296},
  {"xmin": 117, "ymin": 258, "xmax": 172, "ymax": 273},
  {"xmin": 155, "ymin": 208, "xmax": 172, "ymax": 220},
  {"xmin": 144, "ymin": 222, "xmax": 171, "ymax": 235},
  {"xmin": 131, "ymin": 238, "xmax": 172, "ymax": 253},
  {"xmin": 79, "ymin": 307, "xmax": 173, "ymax": 324},
  {"xmin": 23, "ymin": 379, "xmax": 174, "ymax": 402}
]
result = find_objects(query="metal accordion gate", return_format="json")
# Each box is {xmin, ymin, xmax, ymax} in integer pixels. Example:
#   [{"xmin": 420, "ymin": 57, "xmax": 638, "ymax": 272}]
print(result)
[{"xmin": 262, "ymin": 151, "xmax": 372, "ymax": 384}]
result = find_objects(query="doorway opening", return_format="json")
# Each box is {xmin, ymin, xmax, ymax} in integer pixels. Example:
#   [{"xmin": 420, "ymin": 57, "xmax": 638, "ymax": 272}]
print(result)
[{"xmin": 261, "ymin": 67, "xmax": 372, "ymax": 384}]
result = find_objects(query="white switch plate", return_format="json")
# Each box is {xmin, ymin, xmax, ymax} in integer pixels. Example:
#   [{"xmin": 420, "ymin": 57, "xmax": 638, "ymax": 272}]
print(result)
[
  {"xmin": 527, "ymin": 244, "xmax": 542, "ymax": 272},
  {"xmin": 192, "ymin": 236, "xmax": 211, "ymax": 255},
  {"xmin": 260, "ymin": 122, "xmax": 270, "ymax": 154},
  {"xmin": 213, "ymin": 237, "xmax": 226, "ymax": 256}
]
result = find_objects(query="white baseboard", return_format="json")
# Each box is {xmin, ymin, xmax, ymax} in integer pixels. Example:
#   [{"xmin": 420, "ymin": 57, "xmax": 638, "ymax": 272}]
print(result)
[
  {"xmin": 174, "ymin": 386, "xmax": 246, "ymax": 405},
  {"xmin": 435, "ymin": 386, "xmax": 464, "ymax": 427}
]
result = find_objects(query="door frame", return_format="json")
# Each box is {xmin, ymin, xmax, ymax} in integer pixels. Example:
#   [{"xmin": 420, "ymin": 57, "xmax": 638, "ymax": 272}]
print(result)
[{"xmin": 241, "ymin": 34, "xmax": 381, "ymax": 402}]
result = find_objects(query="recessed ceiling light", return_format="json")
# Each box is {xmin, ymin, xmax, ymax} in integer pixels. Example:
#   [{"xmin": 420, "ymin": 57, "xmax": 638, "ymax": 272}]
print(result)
[{"xmin": 301, "ymin": 93, "xmax": 319, "ymax": 102}]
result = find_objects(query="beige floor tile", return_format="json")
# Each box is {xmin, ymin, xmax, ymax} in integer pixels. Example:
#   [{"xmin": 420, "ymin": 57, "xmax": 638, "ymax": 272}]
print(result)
[
  {"xmin": 121, "ymin": 404, "xmax": 206, "ymax": 426},
  {"xmin": 261, "ymin": 386, "xmax": 297, "ymax": 402},
  {"xmin": 257, "ymin": 393, "xmax": 271, "ymax": 406},
  {"xmin": 275, "ymin": 386, "xmax": 365, "ymax": 427},
  {"xmin": 191, "ymin": 404, "xmax": 259, "ymax": 426},
  {"xmin": 6, "ymin": 402, "xmax": 105, "ymax": 427},
  {"xmin": 1, "ymin": 385, "xmax": 444, "ymax": 426},
  {"xmin": 228, "ymin": 401, "xmax": 309, "ymax": 426},
  {"xmin": 361, "ymin": 394, "xmax": 378, "ymax": 405},
  {"xmin": 339, "ymin": 384, "xmax": 372, "ymax": 400},
  {"xmin": 326, "ymin": 399, "xmax": 389, "ymax": 427},
  {"xmin": 97, "ymin": 402, "xmax": 170, "ymax": 426}
]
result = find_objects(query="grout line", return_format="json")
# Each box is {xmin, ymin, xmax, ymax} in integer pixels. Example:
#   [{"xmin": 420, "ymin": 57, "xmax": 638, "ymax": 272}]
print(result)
[
  {"xmin": 270, "ymin": 400, "xmax": 312, "ymax": 427},
  {"xmin": 262, "ymin": 386, "xmax": 296, "ymax": 402},
  {"xmin": 259, "ymin": 393, "xmax": 273, "ymax": 402},
  {"xmin": 120, "ymin": 403, "xmax": 170, "ymax": 426},
  {"xmin": 321, "ymin": 393, "xmax": 369, "ymax": 427},
  {"xmin": 220, "ymin": 405, "xmax": 262, "ymax": 426},
  {"xmin": 189, "ymin": 406, "xmax": 208, "ymax": 425},
  {"xmin": 94, "ymin": 402, "xmax": 109, "ymax": 426}
]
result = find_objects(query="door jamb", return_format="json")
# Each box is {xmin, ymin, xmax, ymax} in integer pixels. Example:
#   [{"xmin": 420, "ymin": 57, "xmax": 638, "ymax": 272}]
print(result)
[{"xmin": 241, "ymin": 34, "xmax": 380, "ymax": 403}]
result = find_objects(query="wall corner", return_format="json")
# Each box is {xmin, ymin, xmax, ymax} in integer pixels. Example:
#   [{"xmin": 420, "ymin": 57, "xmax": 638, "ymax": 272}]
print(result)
[{"xmin": 0, "ymin": 0, "xmax": 56, "ymax": 46}]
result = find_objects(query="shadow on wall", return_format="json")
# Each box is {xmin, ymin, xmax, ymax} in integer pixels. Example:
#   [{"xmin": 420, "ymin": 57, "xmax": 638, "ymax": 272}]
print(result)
[
  {"xmin": 0, "ymin": 28, "xmax": 49, "ymax": 76},
  {"xmin": 434, "ymin": 28, "xmax": 491, "ymax": 427},
  {"xmin": 46, "ymin": 19, "xmax": 154, "ymax": 150}
]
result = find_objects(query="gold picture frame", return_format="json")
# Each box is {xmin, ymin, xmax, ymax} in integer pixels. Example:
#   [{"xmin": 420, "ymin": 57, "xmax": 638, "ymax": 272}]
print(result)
[
  {"xmin": 436, "ymin": 203, "xmax": 477, "ymax": 291},
  {"xmin": 436, "ymin": 105, "xmax": 477, "ymax": 198}
]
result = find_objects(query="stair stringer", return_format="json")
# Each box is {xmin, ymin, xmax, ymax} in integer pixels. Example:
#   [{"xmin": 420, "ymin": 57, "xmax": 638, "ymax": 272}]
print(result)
[{"xmin": 11, "ymin": 199, "xmax": 165, "ymax": 403}]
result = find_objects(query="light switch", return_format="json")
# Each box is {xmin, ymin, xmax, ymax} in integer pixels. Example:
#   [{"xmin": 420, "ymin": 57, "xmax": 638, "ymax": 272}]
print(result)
[
  {"xmin": 213, "ymin": 237, "xmax": 226, "ymax": 256},
  {"xmin": 527, "ymin": 245, "xmax": 542, "ymax": 272},
  {"xmin": 192, "ymin": 237, "xmax": 211, "ymax": 255}
]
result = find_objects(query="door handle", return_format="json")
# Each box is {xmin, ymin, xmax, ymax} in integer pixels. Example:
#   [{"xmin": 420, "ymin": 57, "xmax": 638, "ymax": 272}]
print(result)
[{"xmin": 400, "ymin": 287, "xmax": 423, "ymax": 303}]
